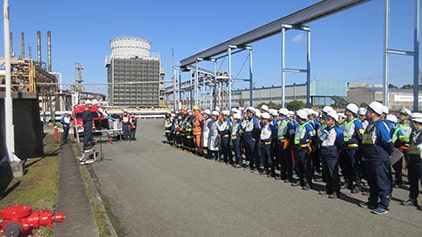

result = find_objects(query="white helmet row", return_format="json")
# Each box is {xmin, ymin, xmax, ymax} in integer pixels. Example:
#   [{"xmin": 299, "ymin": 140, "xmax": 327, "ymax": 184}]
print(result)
[
  {"xmin": 411, "ymin": 112, "xmax": 422, "ymax": 123},
  {"xmin": 345, "ymin": 103, "xmax": 359, "ymax": 114},
  {"xmin": 367, "ymin": 101, "xmax": 384, "ymax": 115}
]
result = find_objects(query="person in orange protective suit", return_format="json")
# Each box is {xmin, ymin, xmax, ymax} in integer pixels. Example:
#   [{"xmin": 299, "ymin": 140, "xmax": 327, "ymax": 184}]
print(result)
[{"xmin": 192, "ymin": 105, "xmax": 204, "ymax": 156}]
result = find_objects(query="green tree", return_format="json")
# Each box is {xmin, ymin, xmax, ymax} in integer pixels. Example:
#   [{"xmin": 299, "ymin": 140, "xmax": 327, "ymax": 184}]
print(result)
[
  {"xmin": 286, "ymin": 100, "xmax": 305, "ymax": 111},
  {"xmin": 331, "ymin": 96, "xmax": 347, "ymax": 109}
]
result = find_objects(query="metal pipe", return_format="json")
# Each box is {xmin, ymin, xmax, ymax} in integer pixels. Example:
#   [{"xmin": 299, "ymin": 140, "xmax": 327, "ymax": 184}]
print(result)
[
  {"xmin": 195, "ymin": 60, "xmax": 200, "ymax": 107},
  {"xmin": 189, "ymin": 70, "xmax": 193, "ymax": 110},
  {"xmin": 3, "ymin": 0, "xmax": 20, "ymax": 162},
  {"xmin": 21, "ymin": 32, "xmax": 24, "ymax": 58},
  {"xmin": 249, "ymin": 47, "xmax": 253, "ymax": 107},
  {"xmin": 37, "ymin": 31, "xmax": 41, "ymax": 66},
  {"xmin": 228, "ymin": 47, "xmax": 232, "ymax": 110},
  {"xmin": 383, "ymin": 0, "xmax": 390, "ymax": 107},
  {"xmin": 47, "ymin": 31, "xmax": 52, "ymax": 72},
  {"xmin": 213, "ymin": 60, "xmax": 217, "ymax": 109},
  {"xmin": 306, "ymin": 28, "xmax": 311, "ymax": 108},
  {"xmin": 281, "ymin": 26, "xmax": 286, "ymax": 108},
  {"xmin": 413, "ymin": 0, "xmax": 420, "ymax": 112},
  {"xmin": 9, "ymin": 32, "xmax": 12, "ymax": 57}
]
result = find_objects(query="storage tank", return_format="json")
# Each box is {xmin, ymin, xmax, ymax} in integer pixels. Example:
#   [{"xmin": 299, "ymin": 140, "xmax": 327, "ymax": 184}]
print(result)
[{"xmin": 110, "ymin": 37, "xmax": 151, "ymax": 59}]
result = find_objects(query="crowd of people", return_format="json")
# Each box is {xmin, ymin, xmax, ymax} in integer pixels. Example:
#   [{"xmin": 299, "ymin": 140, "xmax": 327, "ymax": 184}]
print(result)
[{"xmin": 163, "ymin": 101, "xmax": 422, "ymax": 215}]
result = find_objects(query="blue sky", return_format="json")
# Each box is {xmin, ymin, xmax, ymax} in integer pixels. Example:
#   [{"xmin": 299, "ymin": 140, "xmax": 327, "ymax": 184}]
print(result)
[{"xmin": 0, "ymin": 0, "xmax": 420, "ymax": 95}]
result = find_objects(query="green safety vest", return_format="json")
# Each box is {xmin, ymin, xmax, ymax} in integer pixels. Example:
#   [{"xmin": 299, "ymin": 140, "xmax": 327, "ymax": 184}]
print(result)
[
  {"xmin": 396, "ymin": 122, "xmax": 411, "ymax": 142},
  {"xmin": 343, "ymin": 118, "xmax": 357, "ymax": 142},
  {"xmin": 294, "ymin": 121, "xmax": 309, "ymax": 145},
  {"xmin": 278, "ymin": 120, "xmax": 289, "ymax": 140}
]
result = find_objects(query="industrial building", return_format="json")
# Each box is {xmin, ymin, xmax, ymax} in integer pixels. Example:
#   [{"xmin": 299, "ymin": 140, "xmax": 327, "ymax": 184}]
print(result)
[
  {"xmin": 105, "ymin": 37, "xmax": 162, "ymax": 108},
  {"xmin": 347, "ymin": 84, "xmax": 422, "ymax": 112}
]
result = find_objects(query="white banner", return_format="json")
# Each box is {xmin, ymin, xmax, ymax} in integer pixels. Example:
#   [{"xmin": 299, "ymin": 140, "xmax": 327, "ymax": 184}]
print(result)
[{"xmin": 393, "ymin": 94, "xmax": 422, "ymax": 102}]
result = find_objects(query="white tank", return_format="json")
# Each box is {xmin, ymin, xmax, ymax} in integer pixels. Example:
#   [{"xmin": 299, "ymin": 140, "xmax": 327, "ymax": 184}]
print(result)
[{"xmin": 110, "ymin": 37, "xmax": 151, "ymax": 59}]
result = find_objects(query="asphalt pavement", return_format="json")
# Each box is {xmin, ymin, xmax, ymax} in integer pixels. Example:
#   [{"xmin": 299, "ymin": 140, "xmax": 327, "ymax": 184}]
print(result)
[{"xmin": 90, "ymin": 120, "xmax": 422, "ymax": 237}]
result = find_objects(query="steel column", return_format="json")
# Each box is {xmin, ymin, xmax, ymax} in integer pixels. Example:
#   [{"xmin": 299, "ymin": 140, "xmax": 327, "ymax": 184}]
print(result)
[
  {"xmin": 248, "ymin": 47, "xmax": 253, "ymax": 107},
  {"xmin": 383, "ymin": 0, "xmax": 390, "ymax": 107},
  {"xmin": 228, "ymin": 46, "xmax": 233, "ymax": 110},
  {"xmin": 306, "ymin": 28, "xmax": 311, "ymax": 108},
  {"xmin": 281, "ymin": 26, "xmax": 286, "ymax": 108},
  {"xmin": 213, "ymin": 59, "xmax": 217, "ymax": 109},
  {"xmin": 413, "ymin": 0, "xmax": 420, "ymax": 112},
  {"xmin": 189, "ymin": 70, "xmax": 193, "ymax": 110}
]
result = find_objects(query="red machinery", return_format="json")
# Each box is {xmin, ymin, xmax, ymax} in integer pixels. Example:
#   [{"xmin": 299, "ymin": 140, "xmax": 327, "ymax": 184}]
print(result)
[{"xmin": 0, "ymin": 205, "xmax": 65, "ymax": 237}]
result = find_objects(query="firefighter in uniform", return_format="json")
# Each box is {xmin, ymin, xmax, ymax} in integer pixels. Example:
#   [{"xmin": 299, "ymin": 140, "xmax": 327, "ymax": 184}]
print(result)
[
  {"xmin": 174, "ymin": 110, "xmax": 186, "ymax": 148},
  {"xmin": 182, "ymin": 111, "xmax": 195, "ymax": 152},
  {"xmin": 292, "ymin": 109, "xmax": 315, "ymax": 190},
  {"xmin": 341, "ymin": 103, "xmax": 364, "ymax": 193},
  {"xmin": 164, "ymin": 111, "xmax": 174, "ymax": 143},
  {"xmin": 193, "ymin": 106, "xmax": 204, "ymax": 156},
  {"xmin": 401, "ymin": 112, "xmax": 422, "ymax": 210},
  {"xmin": 319, "ymin": 111, "xmax": 344, "ymax": 199},
  {"xmin": 358, "ymin": 101, "xmax": 393, "ymax": 215}
]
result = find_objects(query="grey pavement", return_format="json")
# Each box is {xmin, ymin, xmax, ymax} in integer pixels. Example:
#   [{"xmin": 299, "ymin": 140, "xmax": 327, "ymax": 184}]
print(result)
[
  {"xmin": 54, "ymin": 143, "xmax": 99, "ymax": 237},
  {"xmin": 91, "ymin": 120, "xmax": 422, "ymax": 237}
]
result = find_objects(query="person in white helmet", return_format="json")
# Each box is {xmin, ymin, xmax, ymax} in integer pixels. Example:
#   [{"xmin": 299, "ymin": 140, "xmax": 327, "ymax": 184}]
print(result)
[
  {"xmin": 208, "ymin": 111, "xmax": 221, "ymax": 161},
  {"xmin": 292, "ymin": 109, "xmax": 315, "ymax": 190},
  {"xmin": 358, "ymin": 107, "xmax": 369, "ymax": 130},
  {"xmin": 277, "ymin": 108, "xmax": 296, "ymax": 182},
  {"xmin": 231, "ymin": 113, "xmax": 244, "ymax": 168},
  {"xmin": 341, "ymin": 103, "xmax": 365, "ymax": 193},
  {"xmin": 260, "ymin": 112, "xmax": 277, "ymax": 177},
  {"xmin": 400, "ymin": 112, "xmax": 422, "ymax": 210},
  {"xmin": 241, "ymin": 107, "xmax": 261, "ymax": 171},
  {"xmin": 395, "ymin": 108, "xmax": 413, "ymax": 187},
  {"xmin": 358, "ymin": 101, "xmax": 393, "ymax": 215},
  {"xmin": 218, "ymin": 110, "xmax": 233, "ymax": 164},
  {"xmin": 202, "ymin": 109, "xmax": 212, "ymax": 157}
]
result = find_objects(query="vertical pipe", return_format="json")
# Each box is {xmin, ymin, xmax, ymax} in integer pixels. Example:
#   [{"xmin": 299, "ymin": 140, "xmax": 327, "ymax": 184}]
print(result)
[
  {"xmin": 172, "ymin": 48, "xmax": 177, "ymax": 110},
  {"xmin": 28, "ymin": 46, "xmax": 32, "ymax": 59},
  {"xmin": 249, "ymin": 47, "xmax": 253, "ymax": 107},
  {"xmin": 195, "ymin": 60, "xmax": 199, "ymax": 107},
  {"xmin": 413, "ymin": 0, "xmax": 420, "ymax": 112},
  {"xmin": 37, "ymin": 31, "xmax": 41, "ymax": 66},
  {"xmin": 281, "ymin": 26, "xmax": 286, "ymax": 108},
  {"xmin": 3, "ymin": 0, "xmax": 19, "ymax": 162},
  {"xmin": 306, "ymin": 29, "xmax": 311, "ymax": 108},
  {"xmin": 9, "ymin": 32, "xmax": 12, "ymax": 57},
  {"xmin": 383, "ymin": 0, "xmax": 390, "ymax": 107},
  {"xmin": 228, "ymin": 47, "xmax": 232, "ymax": 110},
  {"xmin": 213, "ymin": 60, "xmax": 217, "ymax": 109},
  {"xmin": 47, "ymin": 31, "xmax": 52, "ymax": 72},
  {"xmin": 178, "ymin": 70, "xmax": 182, "ymax": 107},
  {"xmin": 21, "ymin": 32, "xmax": 24, "ymax": 58},
  {"xmin": 189, "ymin": 70, "xmax": 193, "ymax": 110}
]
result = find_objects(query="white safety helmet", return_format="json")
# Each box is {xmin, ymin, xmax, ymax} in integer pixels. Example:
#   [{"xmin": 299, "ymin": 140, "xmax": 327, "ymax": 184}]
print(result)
[
  {"xmin": 296, "ymin": 109, "xmax": 308, "ymax": 120},
  {"xmin": 85, "ymin": 99, "xmax": 92, "ymax": 105},
  {"xmin": 287, "ymin": 111, "xmax": 295, "ymax": 117},
  {"xmin": 345, "ymin": 103, "xmax": 359, "ymax": 114},
  {"xmin": 233, "ymin": 113, "xmax": 241, "ymax": 120},
  {"xmin": 322, "ymin": 106, "xmax": 334, "ymax": 114},
  {"xmin": 399, "ymin": 107, "xmax": 411, "ymax": 116},
  {"xmin": 269, "ymin": 109, "xmax": 278, "ymax": 117},
  {"xmin": 411, "ymin": 112, "xmax": 422, "ymax": 123},
  {"xmin": 261, "ymin": 112, "xmax": 271, "ymax": 120},
  {"xmin": 91, "ymin": 99, "xmax": 98, "ymax": 105},
  {"xmin": 246, "ymin": 107, "xmax": 256, "ymax": 114},
  {"xmin": 261, "ymin": 104, "xmax": 269, "ymax": 112},
  {"xmin": 203, "ymin": 109, "xmax": 211, "ymax": 115},
  {"xmin": 382, "ymin": 105, "xmax": 389, "ymax": 114},
  {"xmin": 326, "ymin": 111, "xmax": 338, "ymax": 122},
  {"xmin": 338, "ymin": 113, "xmax": 347, "ymax": 119},
  {"xmin": 358, "ymin": 107, "xmax": 367, "ymax": 116},
  {"xmin": 255, "ymin": 111, "xmax": 261, "ymax": 118},
  {"xmin": 367, "ymin": 101, "xmax": 384, "ymax": 115},
  {"xmin": 215, "ymin": 106, "xmax": 221, "ymax": 112},
  {"xmin": 308, "ymin": 109, "xmax": 319, "ymax": 117},
  {"xmin": 231, "ymin": 107, "xmax": 239, "ymax": 113},
  {"xmin": 386, "ymin": 114, "xmax": 398, "ymax": 124},
  {"xmin": 222, "ymin": 110, "xmax": 230, "ymax": 116},
  {"xmin": 278, "ymin": 108, "xmax": 289, "ymax": 116},
  {"xmin": 211, "ymin": 111, "xmax": 219, "ymax": 116}
]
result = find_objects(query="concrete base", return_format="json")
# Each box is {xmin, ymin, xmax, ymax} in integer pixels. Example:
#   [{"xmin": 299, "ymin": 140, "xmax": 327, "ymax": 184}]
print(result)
[{"xmin": 10, "ymin": 161, "xmax": 23, "ymax": 177}]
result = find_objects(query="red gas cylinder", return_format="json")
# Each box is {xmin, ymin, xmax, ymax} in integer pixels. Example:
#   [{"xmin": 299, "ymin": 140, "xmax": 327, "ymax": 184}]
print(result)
[{"xmin": 54, "ymin": 126, "xmax": 59, "ymax": 143}]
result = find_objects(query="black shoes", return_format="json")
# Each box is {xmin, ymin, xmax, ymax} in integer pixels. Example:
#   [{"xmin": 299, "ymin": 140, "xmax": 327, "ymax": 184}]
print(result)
[{"xmin": 401, "ymin": 199, "xmax": 417, "ymax": 207}]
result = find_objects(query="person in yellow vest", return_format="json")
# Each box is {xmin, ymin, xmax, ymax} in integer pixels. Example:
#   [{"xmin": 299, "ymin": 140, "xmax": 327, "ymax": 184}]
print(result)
[
  {"xmin": 395, "ymin": 107, "xmax": 412, "ymax": 187},
  {"xmin": 192, "ymin": 106, "xmax": 204, "ymax": 156},
  {"xmin": 400, "ymin": 112, "xmax": 422, "ymax": 210}
]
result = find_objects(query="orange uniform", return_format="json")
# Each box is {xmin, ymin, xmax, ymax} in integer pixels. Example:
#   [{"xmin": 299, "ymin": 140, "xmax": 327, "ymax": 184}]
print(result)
[{"xmin": 193, "ymin": 110, "xmax": 204, "ymax": 154}]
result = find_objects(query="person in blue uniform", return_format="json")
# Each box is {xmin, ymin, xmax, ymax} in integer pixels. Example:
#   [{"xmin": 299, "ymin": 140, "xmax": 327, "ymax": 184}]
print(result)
[
  {"xmin": 82, "ymin": 100, "xmax": 94, "ymax": 150},
  {"xmin": 358, "ymin": 101, "xmax": 393, "ymax": 215},
  {"xmin": 401, "ymin": 112, "xmax": 422, "ymax": 211},
  {"xmin": 260, "ymin": 112, "xmax": 277, "ymax": 177},
  {"xmin": 340, "ymin": 103, "xmax": 364, "ymax": 193},
  {"xmin": 292, "ymin": 109, "xmax": 315, "ymax": 190},
  {"xmin": 218, "ymin": 110, "xmax": 233, "ymax": 164},
  {"xmin": 277, "ymin": 108, "xmax": 295, "ymax": 182},
  {"xmin": 242, "ymin": 107, "xmax": 261, "ymax": 171},
  {"xmin": 60, "ymin": 112, "xmax": 72, "ymax": 144},
  {"xmin": 319, "ymin": 111, "xmax": 344, "ymax": 199},
  {"xmin": 231, "ymin": 113, "xmax": 243, "ymax": 168}
]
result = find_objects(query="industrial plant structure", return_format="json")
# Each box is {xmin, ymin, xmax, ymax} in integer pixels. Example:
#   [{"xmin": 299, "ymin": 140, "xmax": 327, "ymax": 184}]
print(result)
[{"xmin": 105, "ymin": 37, "xmax": 163, "ymax": 108}]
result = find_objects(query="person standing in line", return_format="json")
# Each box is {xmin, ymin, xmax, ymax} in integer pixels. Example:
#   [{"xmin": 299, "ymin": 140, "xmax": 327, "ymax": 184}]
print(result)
[
  {"xmin": 60, "ymin": 112, "xmax": 72, "ymax": 144},
  {"xmin": 218, "ymin": 110, "xmax": 233, "ymax": 164},
  {"xmin": 129, "ymin": 114, "xmax": 137, "ymax": 141},
  {"xmin": 401, "ymin": 112, "xmax": 422, "ymax": 211},
  {"xmin": 208, "ymin": 111, "xmax": 220, "ymax": 161},
  {"xmin": 202, "ymin": 109, "xmax": 212, "ymax": 158},
  {"xmin": 192, "ymin": 106, "xmax": 204, "ymax": 156},
  {"xmin": 358, "ymin": 101, "xmax": 393, "ymax": 215},
  {"xmin": 82, "ymin": 100, "xmax": 94, "ymax": 150},
  {"xmin": 121, "ymin": 111, "xmax": 130, "ymax": 141},
  {"xmin": 231, "ymin": 112, "xmax": 243, "ymax": 168},
  {"xmin": 278, "ymin": 108, "xmax": 295, "ymax": 182},
  {"xmin": 260, "ymin": 112, "xmax": 277, "ymax": 177},
  {"xmin": 242, "ymin": 107, "xmax": 260, "ymax": 171},
  {"xmin": 319, "ymin": 111, "xmax": 344, "ymax": 199},
  {"xmin": 395, "ymin": 108, "xmax": 413, "ymax": 187}
]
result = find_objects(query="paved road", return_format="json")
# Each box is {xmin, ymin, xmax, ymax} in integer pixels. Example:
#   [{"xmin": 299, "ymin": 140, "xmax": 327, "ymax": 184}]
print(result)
[{"xmin": 91, "ymin": 120, "xmax": 422, "ymax": 237}]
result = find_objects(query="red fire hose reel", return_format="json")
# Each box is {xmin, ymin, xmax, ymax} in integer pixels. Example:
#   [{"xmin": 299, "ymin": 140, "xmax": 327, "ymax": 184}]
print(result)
[{"xmin": 0, "ymin": 205, "xmax": 65, "ymax": 237}]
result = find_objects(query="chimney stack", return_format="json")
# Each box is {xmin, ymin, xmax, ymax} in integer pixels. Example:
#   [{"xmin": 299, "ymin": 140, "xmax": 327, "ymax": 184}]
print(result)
[
  {"xmin": 37, "ymin": 31, "xmax": 41, "ymax": 66},
  {"xmin": 9, "ymin": 32, "xmax": 13, "ymax": 57},
  {"xmin": 47, "ymin": 31, "xmax": 52, "ymax": 72},
  {"xmin": 21, "ymin": 32, "xmax": 25, "ymax": 58}
]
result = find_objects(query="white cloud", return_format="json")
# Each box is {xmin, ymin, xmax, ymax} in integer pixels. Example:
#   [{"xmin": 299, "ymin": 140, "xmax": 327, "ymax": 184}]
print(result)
[{"xmin": 291, "ymin": 33, "xmax": 305, "ymax": 43}]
